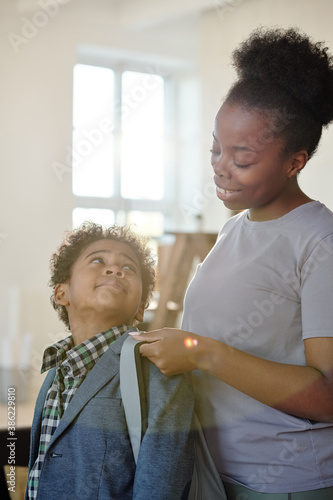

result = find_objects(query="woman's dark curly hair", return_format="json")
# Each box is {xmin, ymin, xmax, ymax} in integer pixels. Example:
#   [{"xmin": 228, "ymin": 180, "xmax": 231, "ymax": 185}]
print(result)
[
  {"xmin": 49, "ymin": 221, "xmax": 156, "ymax": 330},
  {"xmin": 224, "ymin": 27, "xmax": 333, "ymax": 159}
]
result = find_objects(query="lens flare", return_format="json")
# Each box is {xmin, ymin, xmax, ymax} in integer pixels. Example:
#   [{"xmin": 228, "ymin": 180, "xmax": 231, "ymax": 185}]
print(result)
[{"xmin": 184, "ymin": 337, "xmax": 198, "ymax": 348}]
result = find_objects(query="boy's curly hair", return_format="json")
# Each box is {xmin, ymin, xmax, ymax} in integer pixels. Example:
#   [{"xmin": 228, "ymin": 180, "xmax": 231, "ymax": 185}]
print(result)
[{"xmin": 49, "ymin": 221, "xmax": 156, "ymax": 330}]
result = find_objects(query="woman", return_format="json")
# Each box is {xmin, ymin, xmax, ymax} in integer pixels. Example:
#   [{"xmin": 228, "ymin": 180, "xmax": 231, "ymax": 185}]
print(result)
[{"xmin": 131, "ymin": 27, "xmax": 333, "ymax": 499}]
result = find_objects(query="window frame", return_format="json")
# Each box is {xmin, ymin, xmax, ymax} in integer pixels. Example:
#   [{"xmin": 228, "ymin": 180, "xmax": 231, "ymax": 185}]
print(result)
[{"xmin": 72, "ymin": 54, "xmax": 177, "ymax": 231}]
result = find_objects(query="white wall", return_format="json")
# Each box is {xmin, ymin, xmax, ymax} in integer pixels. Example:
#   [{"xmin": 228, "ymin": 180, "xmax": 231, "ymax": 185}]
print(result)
[{"xmin": 199, "ymin": 0, "xmax": 333, "ymax": 231}]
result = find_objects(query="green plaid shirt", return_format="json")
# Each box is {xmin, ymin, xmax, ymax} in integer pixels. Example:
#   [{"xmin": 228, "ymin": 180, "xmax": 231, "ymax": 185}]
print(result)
[{"xmin": 27, "ymin": 324, "xmax": 130, "ymax": 500}]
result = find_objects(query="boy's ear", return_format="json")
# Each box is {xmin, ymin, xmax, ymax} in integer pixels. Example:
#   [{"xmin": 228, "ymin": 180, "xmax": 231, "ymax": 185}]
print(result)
[
  {"xmin": 133, "ymin": 301, "xmax": 145, "ymax": 325},
  {"xmin": 54, "ymin": 283, "xmax": 69, "ymax": 306}
]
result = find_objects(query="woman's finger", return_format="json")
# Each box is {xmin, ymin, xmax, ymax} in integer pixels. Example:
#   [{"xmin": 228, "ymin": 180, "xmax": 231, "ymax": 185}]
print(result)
[{"xmin": 129, "ymin": 331, "xmax": 163, "ymax": 343}]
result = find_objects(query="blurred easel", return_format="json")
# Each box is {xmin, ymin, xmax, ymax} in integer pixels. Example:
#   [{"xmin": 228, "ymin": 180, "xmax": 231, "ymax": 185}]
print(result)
[{"xmin": 150, "ymin": 232, "xmax": 217, "ymax": 329}]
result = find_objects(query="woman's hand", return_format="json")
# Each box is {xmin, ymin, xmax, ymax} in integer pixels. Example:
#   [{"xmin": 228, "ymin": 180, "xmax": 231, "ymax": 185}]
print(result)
[
  {"xmin": 130, "ymin": 328, "xmax": 211, "ymax": 376},
  {"xmin": 132, "ymin": 330, "xmax": 333, "ymax": 421}
]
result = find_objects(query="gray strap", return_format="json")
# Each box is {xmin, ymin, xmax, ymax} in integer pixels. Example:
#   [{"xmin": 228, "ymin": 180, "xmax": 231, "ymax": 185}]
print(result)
[
  {"xmin": 188, "ymin": 413, "xmax": 227, "ymax": 499},
  {"xmin": 120, "ymin": 335, "xmax": 143, "ymax": 464}
]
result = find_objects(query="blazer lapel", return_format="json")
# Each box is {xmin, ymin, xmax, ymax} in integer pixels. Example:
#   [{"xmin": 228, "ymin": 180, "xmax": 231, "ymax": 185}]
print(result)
[{"xmin": 47, "ymin": 333, "xmax": 129, "ymax": 446}]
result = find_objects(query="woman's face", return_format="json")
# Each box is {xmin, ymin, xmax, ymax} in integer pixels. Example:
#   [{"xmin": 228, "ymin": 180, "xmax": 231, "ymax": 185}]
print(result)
[{"xmin": 211, "ymin": 102, "xmax": 300, "ymax": 221}]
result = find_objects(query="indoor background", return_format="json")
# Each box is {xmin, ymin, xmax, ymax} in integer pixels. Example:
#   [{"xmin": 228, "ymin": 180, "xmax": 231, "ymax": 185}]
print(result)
[{"xmin": 1, "ymin": 0, "xmax": 333, "ymax": 420}]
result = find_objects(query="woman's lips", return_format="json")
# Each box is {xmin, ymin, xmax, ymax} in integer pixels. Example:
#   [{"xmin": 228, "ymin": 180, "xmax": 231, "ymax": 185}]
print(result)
[
  {"xmin": 216, "ymin": 186, "xmax": 241, "ymax": 200},
  {"xmin": 216, "ymin": 187, "xmax": 239, "ymax": 194}
]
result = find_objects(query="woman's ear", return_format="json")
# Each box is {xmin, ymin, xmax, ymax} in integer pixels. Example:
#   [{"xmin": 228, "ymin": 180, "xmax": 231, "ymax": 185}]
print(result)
[
  {"xmin": 287, "ymin": 150, "xmax": 308, "ymax": 178},
  {"xmin": 54, "ymin": 283, "xmax": 69, "ymax": 306}
]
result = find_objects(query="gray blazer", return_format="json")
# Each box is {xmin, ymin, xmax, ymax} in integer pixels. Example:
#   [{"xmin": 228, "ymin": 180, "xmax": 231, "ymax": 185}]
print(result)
[{"xmin": 25, "ymin": 331, "xmax": 194, "ymax": 500}]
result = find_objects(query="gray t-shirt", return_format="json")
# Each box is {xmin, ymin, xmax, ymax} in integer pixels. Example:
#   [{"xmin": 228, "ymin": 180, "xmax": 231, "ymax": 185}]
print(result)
[{"xmin": 182, "ymin": 201, "xmax": 333, "ymax": 493}]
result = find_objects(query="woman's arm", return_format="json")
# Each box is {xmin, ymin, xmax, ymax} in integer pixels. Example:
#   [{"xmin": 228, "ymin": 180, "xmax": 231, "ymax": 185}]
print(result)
[{"xmin": 131, "ymin": 329, "xmax": 333, "ymax": 422}]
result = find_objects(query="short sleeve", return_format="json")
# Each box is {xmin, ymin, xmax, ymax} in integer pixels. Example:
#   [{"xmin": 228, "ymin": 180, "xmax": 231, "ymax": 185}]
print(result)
[{"xmin": 301, "ymin": 234, "xmax": 333, "ymax": 339}]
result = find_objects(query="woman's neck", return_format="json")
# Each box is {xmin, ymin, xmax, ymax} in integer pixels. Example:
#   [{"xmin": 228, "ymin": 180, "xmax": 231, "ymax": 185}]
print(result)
[{"xmin": 249, "ymin": 187, "xmax": 313, "ymax": 222}]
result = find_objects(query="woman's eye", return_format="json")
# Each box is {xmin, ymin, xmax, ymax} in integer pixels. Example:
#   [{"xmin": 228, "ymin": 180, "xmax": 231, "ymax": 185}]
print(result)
[
  {"xmin": 210, "ymin": 148, "xmax": 220, "ymax": 156},
  {"xmin": 234, "ymin": 161, "xmax": 251, "ymax": 168}
]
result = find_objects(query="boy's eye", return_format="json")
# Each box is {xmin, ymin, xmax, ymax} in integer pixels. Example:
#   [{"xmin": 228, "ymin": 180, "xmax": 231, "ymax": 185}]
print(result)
[
  {"xmin": 89, "ymin": 257, "xmax": 137, "ymax": 273},
  {"xmin": 123, "ymin": 264, "xmax": 136, "ymax": 272},
  {"xmin": 91, "ymin": 257, "xmax": 103, "ymax": 264}
]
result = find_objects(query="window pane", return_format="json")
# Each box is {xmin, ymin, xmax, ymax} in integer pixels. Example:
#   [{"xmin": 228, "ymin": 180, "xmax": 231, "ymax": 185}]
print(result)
[
  {"xmin": 72, "ymin": 208, "xmax": 115, "ymax": 228},
  {"xmin": 72, "ymin": 130, "xmax": 114, "ymax": 197},
  {"xmin": 121, "ymin": 71, "xmax": 164, "ymax": 200},
  {"xmin": 127, "ymin": 211, "xmax": 164, "ymax": 237},
  {"xmin": 121, "ymin": 134, "xmax": 164, "ymax": 199},
  {"xmin": 73, "ymin": 64, "xmax": 114, "ymax": 129},
  {"xmin": 72, "ymin": 64, "xmax": 114, "ymax": 197},
  {"xmin": 121, "ymin": 71, "xmax": 164, "ymax": 134},
  {"xmin": 127, "ymin": 211, "xmax": 164, "ymax": 257}
]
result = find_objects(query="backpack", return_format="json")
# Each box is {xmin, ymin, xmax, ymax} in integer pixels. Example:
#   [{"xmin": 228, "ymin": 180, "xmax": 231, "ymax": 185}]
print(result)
[{"xmin": 120, "ymin": 335, "xmax": 227, "ymax": 499}]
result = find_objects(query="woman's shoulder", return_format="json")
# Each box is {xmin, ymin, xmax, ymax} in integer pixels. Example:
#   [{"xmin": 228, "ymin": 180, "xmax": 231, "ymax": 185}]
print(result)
[
  {"xmin": 275, "ymin": 201, "xmax": 333, "ymax": 262},
  {"xmin": 216, "ymin": 202, "xmax": 333, "ymax": 243},
  {"xmin": 288, "ymin": 201, "xmax": 333, "ymax": 237}
]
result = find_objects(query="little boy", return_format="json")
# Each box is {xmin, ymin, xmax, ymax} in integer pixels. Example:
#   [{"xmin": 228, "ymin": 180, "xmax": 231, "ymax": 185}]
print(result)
[{"xmin": 25, "ymin": 222, "xmax": 194, "ymax": 500}]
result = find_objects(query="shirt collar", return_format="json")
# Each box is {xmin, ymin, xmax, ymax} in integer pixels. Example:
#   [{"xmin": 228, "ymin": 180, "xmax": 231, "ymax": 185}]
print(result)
[{"xmin": 41, "ymin": 324, "xmax": 131, "ymax": 374}]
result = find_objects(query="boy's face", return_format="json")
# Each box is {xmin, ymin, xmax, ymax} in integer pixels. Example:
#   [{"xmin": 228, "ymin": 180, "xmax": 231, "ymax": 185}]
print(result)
[{"xmin": 55, "ymin": 239, "xmax": 145, "ymax": 329}]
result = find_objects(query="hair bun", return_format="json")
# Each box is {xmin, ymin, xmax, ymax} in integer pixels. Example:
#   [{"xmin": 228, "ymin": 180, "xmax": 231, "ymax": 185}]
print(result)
[{"xmin": 232, "ymin": 27, "xmax": 333, "ymax": 126}]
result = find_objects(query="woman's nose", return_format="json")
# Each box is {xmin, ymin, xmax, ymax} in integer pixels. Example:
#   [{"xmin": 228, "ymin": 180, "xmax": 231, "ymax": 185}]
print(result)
[{"xmin": 212, "ymin": 156, "xmax": 232, "ymax": 179}]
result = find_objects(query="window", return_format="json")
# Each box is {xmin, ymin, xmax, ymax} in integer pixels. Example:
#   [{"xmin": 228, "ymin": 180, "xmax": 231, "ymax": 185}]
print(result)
[
  {"xmin": 72, "ymin": 62, "xmax": 171, "ymax": 246},
  {"xmin": 72, "ymin": 64, "xmax": 115, "ymax": 198}
]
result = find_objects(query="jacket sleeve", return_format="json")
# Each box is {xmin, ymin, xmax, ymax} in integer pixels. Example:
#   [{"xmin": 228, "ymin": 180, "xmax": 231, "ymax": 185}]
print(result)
[{"xmin": 132, "ymin": 359, "xmax": 194, "ymax": 500}]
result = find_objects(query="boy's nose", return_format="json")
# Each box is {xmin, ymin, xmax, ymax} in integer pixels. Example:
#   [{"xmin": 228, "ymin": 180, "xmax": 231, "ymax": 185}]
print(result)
[{"xmin": 106, "ymin": 267, "xmax": 124, "ymax": 277}]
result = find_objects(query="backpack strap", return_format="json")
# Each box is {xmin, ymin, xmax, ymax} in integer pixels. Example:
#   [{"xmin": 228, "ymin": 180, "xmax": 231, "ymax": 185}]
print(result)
[{"xmin": 120, "ymin": 335, "xmax": 148, "ymax": 464}]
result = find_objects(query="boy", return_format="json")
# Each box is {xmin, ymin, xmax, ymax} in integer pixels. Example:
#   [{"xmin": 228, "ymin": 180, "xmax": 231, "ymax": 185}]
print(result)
[{"xmin": 25, "ymin": 222, "xmax": 194, "ymax": 500}]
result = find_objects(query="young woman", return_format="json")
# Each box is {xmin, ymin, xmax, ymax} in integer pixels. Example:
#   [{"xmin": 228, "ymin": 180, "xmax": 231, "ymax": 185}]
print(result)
[{"xmin": 131, "ymin": 28, "xmax": 333, "ymax": 499}]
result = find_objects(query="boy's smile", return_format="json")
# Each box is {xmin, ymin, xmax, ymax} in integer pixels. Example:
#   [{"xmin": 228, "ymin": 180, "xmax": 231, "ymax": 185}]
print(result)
[
  {"xmin": 54, "ymin": 239, "xmax": 145, "ymax": 340},
  {"xmin": 96, "ymin": 277, "xmax": 126, "ymax": 292}
]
